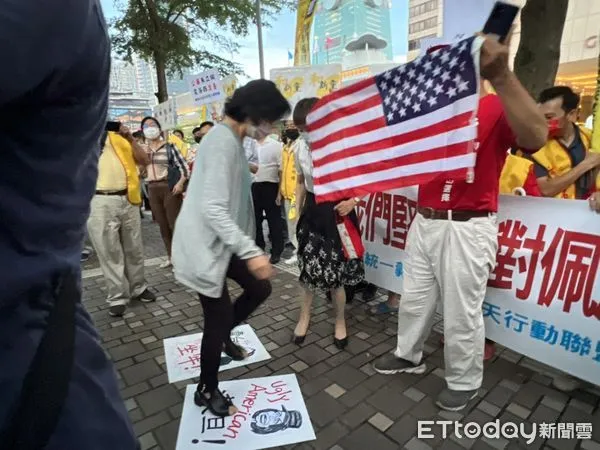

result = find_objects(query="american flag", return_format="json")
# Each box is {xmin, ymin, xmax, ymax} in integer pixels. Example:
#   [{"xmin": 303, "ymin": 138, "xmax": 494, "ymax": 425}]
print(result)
[{"xmin": 306, "ymin": 36, "xmax": 482, "ymax": 203}]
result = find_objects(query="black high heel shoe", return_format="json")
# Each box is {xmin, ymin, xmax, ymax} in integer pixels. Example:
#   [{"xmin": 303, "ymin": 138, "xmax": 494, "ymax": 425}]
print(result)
[
  {"xmin": 334, "ymin": 336, "xmax": 348, "ymax": 350},
  {"xmin": 293, "ymin": 334, "xmax": 306, "ymax": 345},
  {"xmin": 194, "ymin": 388, "xmax": 237, "ymax": 417},
  {"xmin": 223, "ymin": 339, "xmax": 248, "ymax": 361}
]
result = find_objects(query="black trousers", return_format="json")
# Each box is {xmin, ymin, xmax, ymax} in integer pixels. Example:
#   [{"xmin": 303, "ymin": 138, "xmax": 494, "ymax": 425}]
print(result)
[
  {"xmin": 198, "ymin": 256, "xmax": 272, "ymax": 392},
  {"xmin": 252, "ymin": 182, "xmax": 284, "ymax": 257}
]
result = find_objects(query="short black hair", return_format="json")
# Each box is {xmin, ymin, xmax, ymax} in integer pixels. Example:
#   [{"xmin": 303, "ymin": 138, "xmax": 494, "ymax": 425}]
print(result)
[
  {"xmin": 193, "ymin": 121, "xmax": 215, "ymax": 134},
  {"xmin": 224, "ymin": 80, "xmax": 290, "ymax": 125},
  {"xmin": 538, "ymin": 86, "xmax": 580, "ymax": 113},
  {"xmin": 173, "ymin": 129, "xmax": 184, "ymax": 138},
  {"xmin": 141, "ymin": 116, "xmax": 162, "ymax": 131},
  {"xmin": 293, "ymin": 97, "xmax": 319, "ymax": 126}
]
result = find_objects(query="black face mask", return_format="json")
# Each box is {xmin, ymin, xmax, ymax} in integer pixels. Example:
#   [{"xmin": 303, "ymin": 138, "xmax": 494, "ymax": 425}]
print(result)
[
  {"xmin": 194, "ymin": 136, "xmax": 202, "ymax": 144},
  {"xmin": 284, "ymin": 129, "xmax": 299, "ymax": 142}
]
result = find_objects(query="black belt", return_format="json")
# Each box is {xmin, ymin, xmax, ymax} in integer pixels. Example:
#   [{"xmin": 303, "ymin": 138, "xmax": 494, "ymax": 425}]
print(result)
[
  {"xmin": 417, "ymin": 207, "xmax": 494, "ymax": 222},
  {"xmin": 95, "ymin": 189, "xmax": 127, "ymax": 196}
]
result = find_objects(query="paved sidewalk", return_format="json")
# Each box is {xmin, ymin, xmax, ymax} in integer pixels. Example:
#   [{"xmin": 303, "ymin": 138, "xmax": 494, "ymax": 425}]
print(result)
[{"xmin": 82, "ymin": 223, "xmax": 600, "ymax": 450}]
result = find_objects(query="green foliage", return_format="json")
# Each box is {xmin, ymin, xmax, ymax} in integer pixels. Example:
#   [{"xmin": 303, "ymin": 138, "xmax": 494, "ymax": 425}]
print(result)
[{"xmin": 110, "ymin": 0, "xmax": 293, "ymax": 99}]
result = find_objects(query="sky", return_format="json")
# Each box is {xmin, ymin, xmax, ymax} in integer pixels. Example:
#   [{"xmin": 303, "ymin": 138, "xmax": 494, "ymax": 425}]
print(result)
[{"xmin": 100, "ymin": 0, "xmax": 409, "ymax": 81}]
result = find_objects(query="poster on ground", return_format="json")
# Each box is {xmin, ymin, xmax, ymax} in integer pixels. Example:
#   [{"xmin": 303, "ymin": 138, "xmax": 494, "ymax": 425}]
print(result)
[
  {"xmin": 270, "ymin": 64, "xmax": 342, "ymax": 113},
  {"xmin": 176, "ymin": 375, "xmax": 316, "ymax": 450},
  {"xmin": 188, "ymin": 69, "xmax": 225, "ymax": 107},
  {"xmin": 359, "ymin": 192, "xmax": 600, "ymax": 385},
  {"xmin": 163, "ymin": 325, "xmax": 270, "ymax": 383}
]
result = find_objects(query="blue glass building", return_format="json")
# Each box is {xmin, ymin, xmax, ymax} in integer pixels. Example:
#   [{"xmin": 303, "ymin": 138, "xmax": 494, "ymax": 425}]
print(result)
[{"xmin": 312, "ymin": 0, "xmax": 393, "ymax": 65}]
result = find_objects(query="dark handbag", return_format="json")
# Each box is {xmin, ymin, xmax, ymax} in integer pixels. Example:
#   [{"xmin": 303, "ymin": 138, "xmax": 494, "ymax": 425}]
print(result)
[{"xmin": 166, "ymin": 143, "xmax": 185, "ymax": 191}]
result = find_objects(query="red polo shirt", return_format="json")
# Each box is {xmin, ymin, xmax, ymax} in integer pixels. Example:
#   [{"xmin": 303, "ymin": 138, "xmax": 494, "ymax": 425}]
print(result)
[{"xmin": 418, "ymin": 95, "xmax": 516, "ymax": 212}]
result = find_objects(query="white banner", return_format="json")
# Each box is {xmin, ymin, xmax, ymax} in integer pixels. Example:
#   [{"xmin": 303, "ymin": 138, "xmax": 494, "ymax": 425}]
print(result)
[
  {"xmin": 188, "ymin": 69, "xmax": 225, "ymax": 107},
  {"xmin": 153, "ymin": 98, "xmax": 178, "ymax": 130},
  {"xmin": 176, "ymin": 375, "xmax": 316, "ymax": 450},
  {"xmin": 359, "ymin": 192, "xmax": 600, "ymax": 385},
  {"xmin": 163, "ymin": 325, "xmax": 271, "ymax": 383}
]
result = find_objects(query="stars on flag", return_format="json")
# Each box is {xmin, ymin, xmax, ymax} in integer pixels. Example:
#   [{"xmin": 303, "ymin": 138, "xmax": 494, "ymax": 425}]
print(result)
[{"xmin": 375, "ymin": 37, "xmax": 477, "ymax": 126}]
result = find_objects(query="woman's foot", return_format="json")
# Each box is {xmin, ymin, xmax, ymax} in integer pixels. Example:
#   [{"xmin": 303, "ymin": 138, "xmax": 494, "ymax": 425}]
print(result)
[
  {"xmin": 194, "ymin": 388, "xmax": 238, "ymax": 417},
  {"xmin": 293, "ymin": 317, "xmax": 310, "ymax": 345},
  {"xmin": 370, "ymin": 302, "xmax": 398, "ymax": 315},
  {"xmin": 159, "ymin": 259, "xmax": 172, "ymax": 269},
  {"xmin": 334, "ymin": 320, "xmax": 347, "ymax": 349},
  {"xmin": 223, "ymin": 339, "xmax": 249, "ymax": 361}
]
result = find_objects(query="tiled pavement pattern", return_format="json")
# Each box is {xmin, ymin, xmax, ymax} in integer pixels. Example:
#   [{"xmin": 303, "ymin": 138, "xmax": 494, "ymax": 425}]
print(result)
[{"xmin": 83, "ymin": 223, "xmax": 600, "ymax": 450}]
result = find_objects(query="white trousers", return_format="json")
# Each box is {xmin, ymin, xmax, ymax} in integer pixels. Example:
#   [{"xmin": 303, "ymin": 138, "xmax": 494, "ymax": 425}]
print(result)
[
  {"xmin": 395, "ymin": 213, "xmax": 498, "ymax": 391},
  {"xmin": 87, "ymin": 195, "xmax": 147, "ymax": 306},
  {"xmin": 284, "ymin": 199, "xmax": 298, "ymax": 249}
]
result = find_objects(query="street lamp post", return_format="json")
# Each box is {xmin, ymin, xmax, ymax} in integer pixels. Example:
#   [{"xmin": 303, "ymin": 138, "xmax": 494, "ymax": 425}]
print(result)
[{"xmin": 256, "ymin": 0, "xmax": 265, "ymax": 79}]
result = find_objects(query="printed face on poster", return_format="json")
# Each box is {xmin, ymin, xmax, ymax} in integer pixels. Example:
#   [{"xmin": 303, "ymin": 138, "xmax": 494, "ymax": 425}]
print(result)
[
  {"xmin": 360, "ymin": 191, "xmax": 600, "ymax": 385},
  {"xmin": 188, "ymin": 69, "xmax": 225, "ymax": 107},
  {"xmin": 270, "ymin": 64, "xmax": 342, "ymax": 113},
  {"xmin": 176, "ymin": 375, "xmax": 316, "ymax": 450},
  {"xmin": 153, "ymin": 98, "xmax": 177, "ymax": 130},
  {"xmin": 163, "ymin": 324, "xmax": 270, "ymax": 383}
]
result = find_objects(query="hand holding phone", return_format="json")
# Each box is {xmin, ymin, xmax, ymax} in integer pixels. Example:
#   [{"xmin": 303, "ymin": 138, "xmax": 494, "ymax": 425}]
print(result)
[{"xmin": 482, "ymin": 1, "xmax": 520, "ymax": 44}]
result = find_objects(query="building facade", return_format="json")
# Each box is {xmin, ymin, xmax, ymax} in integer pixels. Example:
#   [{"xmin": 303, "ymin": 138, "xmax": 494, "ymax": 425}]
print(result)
[
  {"xmin": 312, "ymin": 0, "xmax": 393, "ymax": 65},
  {"xmin": 406, "ymin": 0, "xmax": 442, "ymax": 61}
]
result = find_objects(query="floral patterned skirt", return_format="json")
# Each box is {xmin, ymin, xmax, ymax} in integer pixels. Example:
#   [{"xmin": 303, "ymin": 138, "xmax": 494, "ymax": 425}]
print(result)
[{"xmin": 296, "ymin": 193, "xmax": 364, "ymax": 292}]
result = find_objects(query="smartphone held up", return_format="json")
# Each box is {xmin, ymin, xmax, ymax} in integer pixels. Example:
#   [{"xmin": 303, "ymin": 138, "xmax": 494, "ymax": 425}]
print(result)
[{"xmin": 482, "ymin": 1, "xmax": 520, "ymax": 43}]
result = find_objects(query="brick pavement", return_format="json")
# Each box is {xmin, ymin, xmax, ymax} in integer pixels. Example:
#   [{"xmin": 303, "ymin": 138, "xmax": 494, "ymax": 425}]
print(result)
[{"xmin": 82, "ymin": 221, "xmax": 600, "ymax": 450}]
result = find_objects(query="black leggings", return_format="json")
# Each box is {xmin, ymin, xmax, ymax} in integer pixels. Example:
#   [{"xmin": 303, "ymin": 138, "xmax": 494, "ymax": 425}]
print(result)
[{"xmin": 198, "ymin": 255, "xmax": 272, "ymax": 392}]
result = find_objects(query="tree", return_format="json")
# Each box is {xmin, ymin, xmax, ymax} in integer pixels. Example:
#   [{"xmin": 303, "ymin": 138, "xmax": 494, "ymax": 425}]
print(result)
[
  {"xmin": 110, "ymin": 0, "xmax": 292, "ymax": 103},
  {"xmin": 513, "ymin": 0, "xmax": 569, "ymax": 100}
]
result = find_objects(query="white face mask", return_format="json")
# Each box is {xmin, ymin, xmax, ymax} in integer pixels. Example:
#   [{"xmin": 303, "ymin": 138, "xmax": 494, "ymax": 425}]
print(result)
[{"xmin": 143, "ymin": 126, "xmax": 161, "ymax": 140}]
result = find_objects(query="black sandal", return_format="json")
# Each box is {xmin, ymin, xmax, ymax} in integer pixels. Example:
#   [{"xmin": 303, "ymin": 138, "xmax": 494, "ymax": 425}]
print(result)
[
  {"xmin": 223, "ymin": 339, "xmax": 248, "ymax": 361},
  {"xmin": 194, "ymin": 388, "xmax": 237, "ymax": 417}
]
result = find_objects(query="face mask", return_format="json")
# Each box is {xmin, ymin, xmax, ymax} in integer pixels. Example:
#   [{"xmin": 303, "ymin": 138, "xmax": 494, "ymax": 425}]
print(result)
[
  {"xmin": 284, "ymin": 129, "xmax": 300, "ymax": 141},
  {"xmin": 194, "ymin": 135, "xmax": 202, "ymax": 144},
  {"xmin": 143, "ymin": 126, "xmax": 160, "ymax": 140},
  {"xmin": 547, "ymin": 118, "xmax": 562, "ymax": 139},
  {"xmin": 247, "ymin": 123, "xmax": 272, "ymax": 141}
]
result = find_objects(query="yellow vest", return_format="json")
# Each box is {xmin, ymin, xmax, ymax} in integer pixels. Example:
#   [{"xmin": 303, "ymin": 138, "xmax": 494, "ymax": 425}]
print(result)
[
  {"xmin": 280, "ymin": 143, "xmax": 297, "ymax": 200},
  {"xmin": 107, "ymin": 132, "xmax": 142, "ymax": 205},
  {"xmin": 499, "ymin": 127, "xmax": 600, "ymax": 199},
  {"xmin": 168, "ymin": 133, "xmax": 188, "ymax": 159}
]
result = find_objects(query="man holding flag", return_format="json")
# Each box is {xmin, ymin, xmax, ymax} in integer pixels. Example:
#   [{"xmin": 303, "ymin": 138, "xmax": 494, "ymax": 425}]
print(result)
[
  {"xmin": 372, "ymin": 36, "xmax": 547, "ymax": 411},
  {"xmin": 305, "ymin": 33, "xmax": 547, "ymax": 411}
]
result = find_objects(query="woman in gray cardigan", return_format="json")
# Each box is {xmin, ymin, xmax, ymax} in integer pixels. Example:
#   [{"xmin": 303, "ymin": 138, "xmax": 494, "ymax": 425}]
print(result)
[{"xmin": 172, "ymin": 80, "xmax": 290, "ymax": 417}]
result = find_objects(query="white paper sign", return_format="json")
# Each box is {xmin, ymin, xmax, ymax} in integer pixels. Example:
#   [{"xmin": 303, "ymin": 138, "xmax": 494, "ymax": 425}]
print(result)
[
  {"xmin": 188, "ymin": 69, "xmax": 225, "ymax": 107},
  {"xmin": 359, "ymin": 193, "xmax": 600, "ymax": 385},
  {"xmin": 176, "ymin": 375, "xmax": 316, "ymax": 450},
  {"xmin": 153, "ymin": 98, "xmax": 178, "ymax": 130},
  {"xmin": 163, "ymin": 325, "xmax": 271, "ymax": 383}
]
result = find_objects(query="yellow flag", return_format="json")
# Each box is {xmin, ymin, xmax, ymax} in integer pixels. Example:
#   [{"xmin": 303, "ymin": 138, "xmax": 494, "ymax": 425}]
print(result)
[
  {"xmin": 591, "ymin": 51, "xmax": 600, "ymax": 152},
  {"xmin": 294, "ymin": 0, "xmax": 318, "ymax": 66}
]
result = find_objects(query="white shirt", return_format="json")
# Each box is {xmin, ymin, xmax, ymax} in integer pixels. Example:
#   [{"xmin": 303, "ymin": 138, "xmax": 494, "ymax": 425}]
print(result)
[
  {"xmin": 585, "ymin": 115, "xmax": 594, "ymax": 130},
  {"xmin": 294, "ymin": 137, "xmax": 314, "ymax": 193},
  {"xmin": 254, "ymin": 137, "xmax": 282, "ymax": 183}
]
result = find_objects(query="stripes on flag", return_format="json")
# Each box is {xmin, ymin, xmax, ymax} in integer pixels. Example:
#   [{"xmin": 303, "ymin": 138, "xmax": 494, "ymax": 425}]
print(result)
[{"xmin": 306, "ymin": 36, "xmax": 483, "ymax": 203}]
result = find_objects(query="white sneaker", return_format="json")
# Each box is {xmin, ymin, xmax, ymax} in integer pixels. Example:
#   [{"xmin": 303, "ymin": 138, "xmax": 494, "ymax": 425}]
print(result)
[
  {"xmin": 552, "ymin": 374, "xmax": 580, "ymax": 392},
  {"xmin": 159, "ymin": 259, "xmax": 172, "ymax": 269}
]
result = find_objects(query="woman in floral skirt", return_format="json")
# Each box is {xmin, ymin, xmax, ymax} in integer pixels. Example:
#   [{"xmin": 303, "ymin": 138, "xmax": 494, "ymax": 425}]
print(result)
[{"xmin": 291, "ymin": 98, "xmax": 365, "ymax": 350}]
